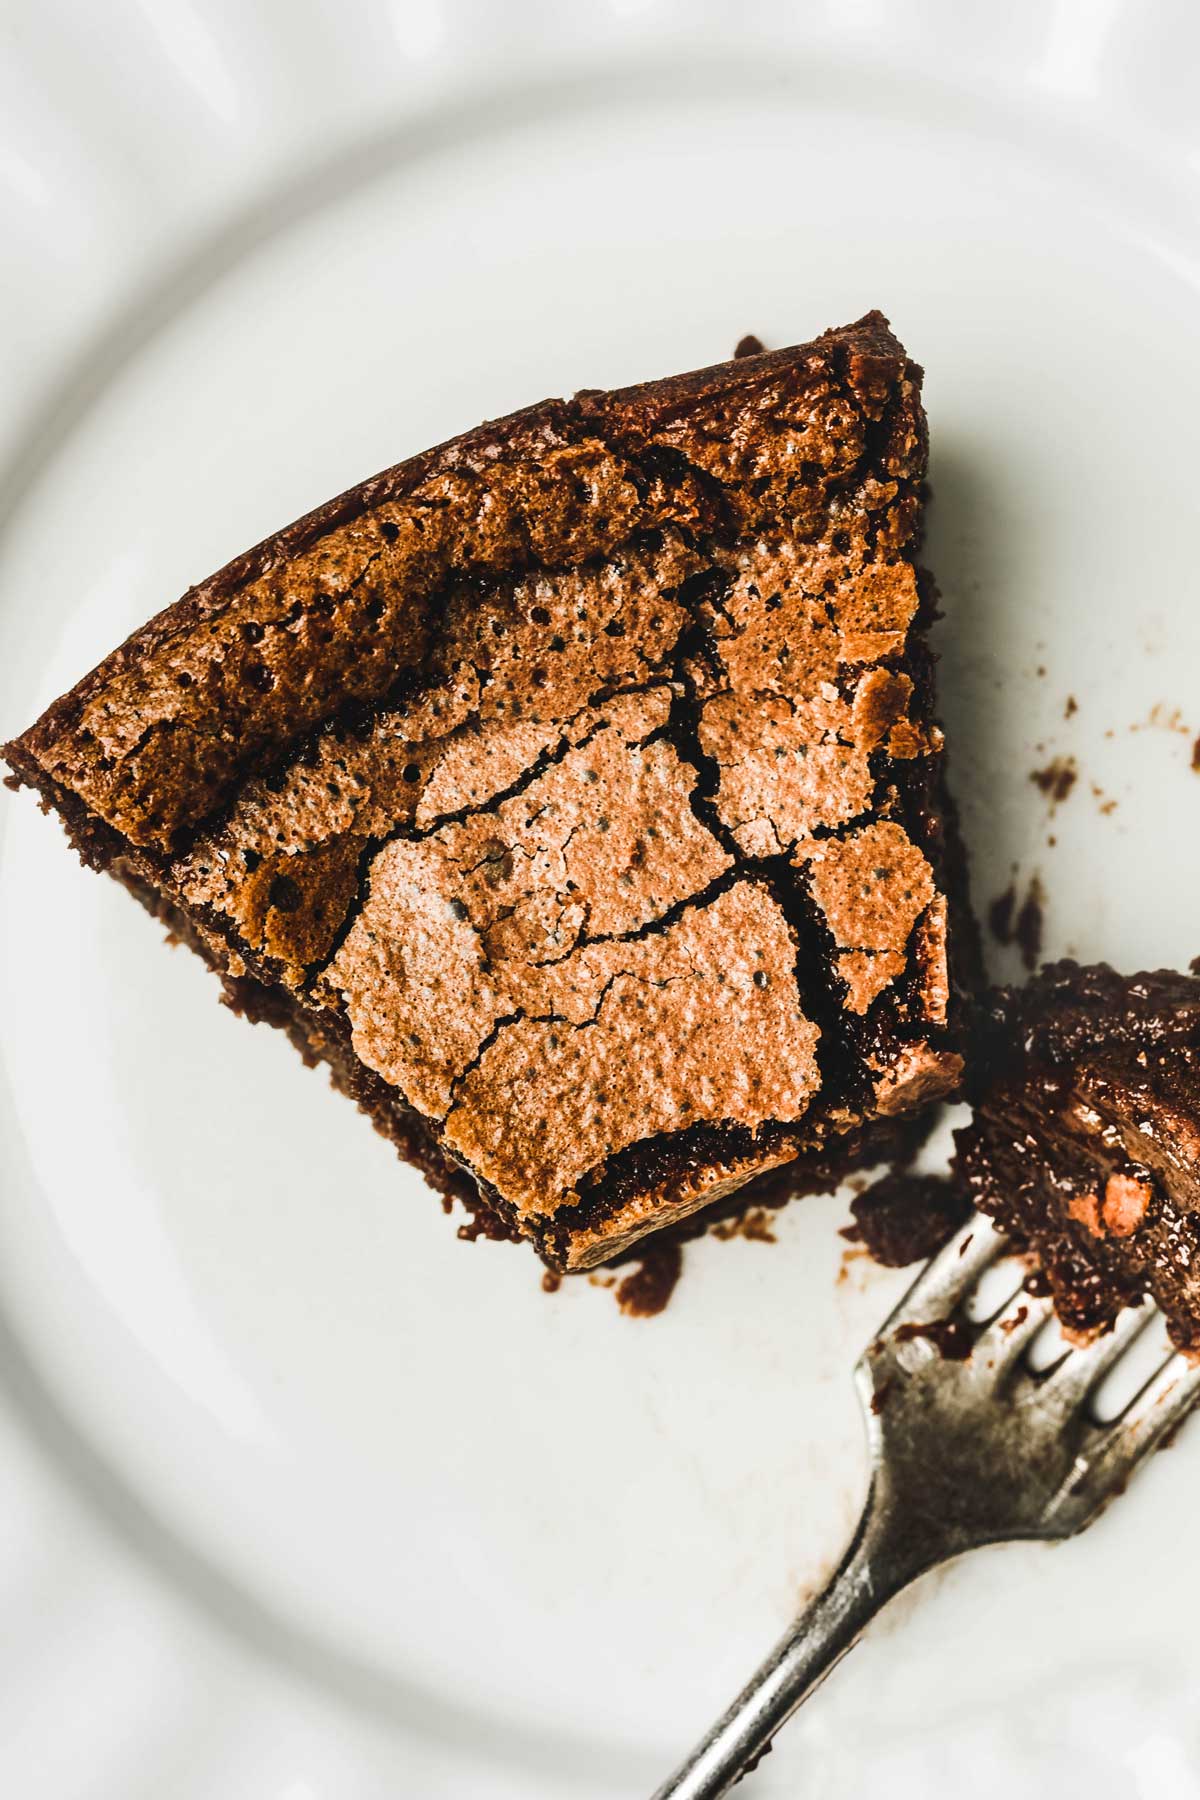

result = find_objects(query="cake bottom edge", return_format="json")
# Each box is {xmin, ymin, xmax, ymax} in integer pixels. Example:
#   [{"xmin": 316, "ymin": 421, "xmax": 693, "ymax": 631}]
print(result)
[{"xmin": 5, "ymin": 758, "xmax": 958, "ymax": 1275}]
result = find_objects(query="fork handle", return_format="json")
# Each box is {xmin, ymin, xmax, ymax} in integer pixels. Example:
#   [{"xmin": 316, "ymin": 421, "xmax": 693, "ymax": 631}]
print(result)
[{"xmin": 650, "ymin": 1499, "xmax": 922, "ymax": 1799}]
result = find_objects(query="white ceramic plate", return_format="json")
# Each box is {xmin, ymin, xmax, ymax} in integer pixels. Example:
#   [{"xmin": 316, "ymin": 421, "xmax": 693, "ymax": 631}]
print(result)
[{"xmin": 4, "ymin": 4, "xmax": 1200, "ymax": 1794}]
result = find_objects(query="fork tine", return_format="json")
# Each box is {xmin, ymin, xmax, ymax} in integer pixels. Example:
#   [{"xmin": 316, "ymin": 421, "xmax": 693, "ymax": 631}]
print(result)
[
  {"xmin": 1062, "ymin": 1352, "xmax": 1200, "ymax": 1525},
  {"xmin": 1111, "ymin": 1350, "xmax": 1200, "ymax": 1443},
  {"xmin": 1039, "ymin": 1304, "xmax": 1157, "ymax": 1410},
  {"xmin": 886, "ymin": 1215, "xmax": 1005, "ymax": 1324},
  {"xmin": 973, "ymin": 1290, "xmax": 1058, "ymax": 1375}
]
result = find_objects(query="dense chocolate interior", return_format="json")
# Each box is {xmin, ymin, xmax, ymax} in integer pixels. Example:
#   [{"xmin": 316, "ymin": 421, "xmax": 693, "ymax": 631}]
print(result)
[{"xmin": 957, "ymin": 961, "xmax": 1200, "ymax": 1349}]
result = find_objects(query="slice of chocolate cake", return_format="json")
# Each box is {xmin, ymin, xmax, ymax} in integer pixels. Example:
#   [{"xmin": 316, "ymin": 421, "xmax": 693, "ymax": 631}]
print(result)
[
  {"xmin": 3, "ymin": 313, "xmax": 968, "ymax": 1271},
  {"xmin": 956, "ymin": 961, "xmax": 1200, "ymax": 1351}
]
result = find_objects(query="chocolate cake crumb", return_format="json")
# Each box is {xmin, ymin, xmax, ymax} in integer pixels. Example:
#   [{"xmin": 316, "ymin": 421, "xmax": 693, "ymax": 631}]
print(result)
[
  {"xmin": 1014, "ymin": 878, "xmax": 1045, "ymax": 971},
  {"xmin": 988, "ymin": 875, "xmax": 1044, "ymax": 971},
  {"xmin": 1191, "ymin": 734, "xmax": 1200, "ymax": 773},
  {"xmin": 614, "ymin": 1240, "xmax": 684, "ymax": 1317},
  {"xmin": 957, "ymin": 961, "xmax": 1200, "ymax": 1352},
  {"xmin": 1064, "ymin": 695, "xmax": 1078, "ymax": 719},
  {"xmin": 1029, "ymin": 756, "xmax": 1077, "ymax": 806},
  {"xmin": 541, "ymin": 1269, "xmax": 562, "ymax": 1294},
  {"xmin": 734, "ymin": 333, "xmax": 765, "ymax": 358},
  {"xmin": 849, "ymin": 1170, "xmax": 970, "ymax": 1267},
  {"xmin": 1137, "ymin": 702, "xmax": 1190, "ymax": 737},
  {"xmin": 710, "ymin": 1206, "xmax": 778, "ymax": 1244},
  {"xmin": 454, "ymin": 1202, "xmax": 521, "ymax": 1244},
  {"xmin": 988, "ymin": 884, "xmax": 1016, "ymax": 946},
  {"xmin": 893, "ymin": 1317, "xmax": 973, "ymax": 1359}
]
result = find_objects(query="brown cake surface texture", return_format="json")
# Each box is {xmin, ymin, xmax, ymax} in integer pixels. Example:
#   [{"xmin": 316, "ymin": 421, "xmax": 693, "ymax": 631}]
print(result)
[
  {"xmin": 956, "ymin": 961, "xmax": 1200, "ymax": 1351},
  {"xmin": 4, "ymin": 312, "xmax": 966, "ymax": 1271}
]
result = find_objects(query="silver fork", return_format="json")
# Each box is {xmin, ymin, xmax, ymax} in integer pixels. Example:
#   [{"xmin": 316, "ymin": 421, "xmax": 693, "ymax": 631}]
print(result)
[{"xmin": 651, "ymin": 1214, "xmax": 1200, "ymax": 1799}]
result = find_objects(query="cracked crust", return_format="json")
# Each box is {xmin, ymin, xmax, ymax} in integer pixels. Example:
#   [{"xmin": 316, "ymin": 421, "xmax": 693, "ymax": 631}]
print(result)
[
  {"xmin": 442, "ymin": 882, "xmax": 821, "ymax": 1224},
  {"xmin": 319, "ymin": 686, "xmax": 733, "ymax": 1120},
  {"xmin": 803, "ymin": 821, "xmax": 936, "ymax": 1015},
  {"xmin": 4, "ymin": 313, "xmax": 969, "ymax": 1270}
]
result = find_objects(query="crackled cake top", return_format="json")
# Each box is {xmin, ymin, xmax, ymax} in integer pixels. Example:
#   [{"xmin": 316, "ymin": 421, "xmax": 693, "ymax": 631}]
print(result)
[{"xmin": 6, "ymin": 313, "xmax": 962, "ymax": 1262}]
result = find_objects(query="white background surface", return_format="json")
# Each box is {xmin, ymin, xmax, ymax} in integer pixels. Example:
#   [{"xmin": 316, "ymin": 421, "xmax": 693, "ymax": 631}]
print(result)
[{"xmin": 3, "ymin": 3, "xmax": 1200, "ymax": 1794}]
